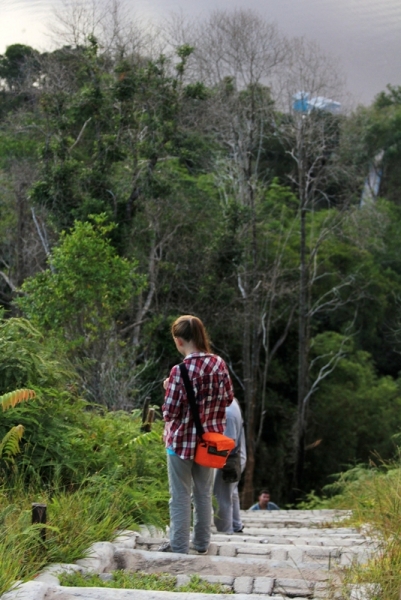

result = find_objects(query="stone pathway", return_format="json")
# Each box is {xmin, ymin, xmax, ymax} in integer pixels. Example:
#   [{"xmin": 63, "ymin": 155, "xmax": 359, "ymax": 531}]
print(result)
[{"xmin": 1, "ymin": 510, "xmax": 379, "ymax": 600}]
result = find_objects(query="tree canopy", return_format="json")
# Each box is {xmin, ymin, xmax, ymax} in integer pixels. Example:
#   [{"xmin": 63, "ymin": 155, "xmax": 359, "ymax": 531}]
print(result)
[{"xmin": 1, "ymin": 5, "xmax": 401, "ymax": 504}]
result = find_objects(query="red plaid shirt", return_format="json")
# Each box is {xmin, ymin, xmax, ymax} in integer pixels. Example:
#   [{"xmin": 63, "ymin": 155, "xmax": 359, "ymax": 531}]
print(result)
[{"xmin": 162, "ymin": 353, "xmax": 234, "ymax": 460}]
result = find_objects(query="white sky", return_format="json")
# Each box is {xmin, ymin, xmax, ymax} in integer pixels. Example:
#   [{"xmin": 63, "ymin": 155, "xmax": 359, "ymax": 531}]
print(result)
[{"xmin": 1, "ymin": 0, "xmax": 400, "ymax": 105}]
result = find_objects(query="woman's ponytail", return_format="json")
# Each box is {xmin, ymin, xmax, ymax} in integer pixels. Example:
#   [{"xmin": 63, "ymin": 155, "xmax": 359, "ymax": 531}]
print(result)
[{"xmin": 171, "ymin": 315, "xmax": 211, "ymax": 353}]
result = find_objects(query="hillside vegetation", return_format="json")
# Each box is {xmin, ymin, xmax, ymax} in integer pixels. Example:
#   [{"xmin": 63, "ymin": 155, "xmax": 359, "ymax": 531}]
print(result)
[{"xmin": 1, "ymin": 3, "xmax": 401, "ymax": 596}]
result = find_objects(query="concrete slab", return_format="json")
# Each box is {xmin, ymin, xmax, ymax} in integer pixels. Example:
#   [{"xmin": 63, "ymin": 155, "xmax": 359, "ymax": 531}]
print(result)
[
  {"xmin": 113, "ymin": 548, "xmax": 332, "ymax": 579},
  {"xmin": 1, "ymin": 581, "xmax": 48, "ymax": 600},
  {"xmin": 274, "ymin": 577, "xmax": 315, "ymax": 597},
  {"xmin": 47, "ymin": 588, "xmax": 275, "ymax": 600},
  {"xmin": 252, "ymin": 577, "xmax": 274, "ymax": 594},
  {"xmin": 233, "ymin": 577, "xmax": 253, "ymax": 594}
]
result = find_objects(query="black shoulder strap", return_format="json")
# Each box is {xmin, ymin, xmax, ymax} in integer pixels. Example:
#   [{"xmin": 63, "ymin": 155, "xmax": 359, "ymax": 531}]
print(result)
[{"xmin": 179, "ymin": 362, "xmax": 204, "ymax": 438}]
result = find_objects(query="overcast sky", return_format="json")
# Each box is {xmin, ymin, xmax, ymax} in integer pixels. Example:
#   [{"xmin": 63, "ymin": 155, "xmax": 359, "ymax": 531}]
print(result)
[{"xmin": 1, "ymin": 0, "xmax": 401, "ymax": 105}]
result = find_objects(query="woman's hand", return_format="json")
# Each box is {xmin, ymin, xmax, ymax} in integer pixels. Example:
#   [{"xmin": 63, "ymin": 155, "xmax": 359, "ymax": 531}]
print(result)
[{"xmin": 163, "ymin": 378, "xmax": 169, "ymax": 390}]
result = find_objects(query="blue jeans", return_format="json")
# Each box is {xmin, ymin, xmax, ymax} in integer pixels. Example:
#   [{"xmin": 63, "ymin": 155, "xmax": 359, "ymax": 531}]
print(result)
[{"xmin": 167, "ymin": 452, "xmax": 214, "ymax": 553}]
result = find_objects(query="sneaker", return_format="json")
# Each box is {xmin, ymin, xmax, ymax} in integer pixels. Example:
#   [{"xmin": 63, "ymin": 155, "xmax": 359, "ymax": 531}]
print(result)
[
  {"xmin": 234, "ymin": 527, "xmax": 244, "ymax": 533},
  {"xmin": 190, "ymin": 543, "xmax": 209, "ymax": 555},
  {"xmin": 158, "ymin": 542, "xmax": 172, "ymax": 552}
]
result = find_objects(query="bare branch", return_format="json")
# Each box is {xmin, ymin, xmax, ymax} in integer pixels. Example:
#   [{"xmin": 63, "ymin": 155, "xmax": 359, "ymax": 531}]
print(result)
[
  {"xmin": 0, "ymin": 271, "xmax": 17, "ymax": 293},
  {"xmin": 69, "ymin": 118, "xmax": 92, "ymax": 152},
  {"xmin": 31, "ymin": 208, "xmax": 53, "ymax": 271},
  {"xmin": 237, "ymin": 274, "xmax": 246, "ymax": 299}
]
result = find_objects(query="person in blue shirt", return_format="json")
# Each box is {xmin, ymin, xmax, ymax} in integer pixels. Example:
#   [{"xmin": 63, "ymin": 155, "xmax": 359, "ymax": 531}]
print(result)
[{"xmin": 249, "ymin": 489, "xmax": 280, "ymax": 510}]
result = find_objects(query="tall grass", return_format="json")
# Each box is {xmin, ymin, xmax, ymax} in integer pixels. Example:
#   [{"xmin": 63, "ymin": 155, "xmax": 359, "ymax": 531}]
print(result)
[
  {"xmin": 0, "ymin": 418, "xmax": 169, "ymax": 597},
  {"xmin": 0, "ymin": 473, "xmax": 169, "ymax": 596},
  {"xmin": 324, "ymin": 459, "xmax": 401, "ymax": 600}
]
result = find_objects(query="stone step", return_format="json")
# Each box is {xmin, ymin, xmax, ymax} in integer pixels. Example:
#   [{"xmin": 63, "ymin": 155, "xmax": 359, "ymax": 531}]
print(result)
[
  {"xmin": 211, "ymin": 533, "xmax": 373, "ymax": 547},
  {"xmin": 39, "ymin": 585, "xmax": 324, "ymax": 600},
  {"xmin": 240, "ymin": 526, "xmax": 361, "ymax": 535},
  {"xmin": 137, "ymin": 533, "xmax": 375, "ymax": 553},
  {"xmin": 131, "ymin": 539, "xmax": 372, "ymax": 568},
  {"xmin": 239, "ymin": 510, "xmax": 350, "ymax": 525},
  {"xmin": 239, "ymin": 509, "xmax": 350, "ymax": 516},
  {"xmin": 241, "ymin": 510, "xmax": 351, "ymax": 523},
  {"xmin": 138, "ymin": 532, "xmax": 371, "ymax": 550},
  {"xmin": 139, "ymin": 524, "xmax": 365, "ymax": 538},
  {"xmin": 113, "ymin": 547, "xmax": 337, "ymax": 577},
  {"xmin": 240, "ymin": 520, "xmax": 349, "ymax": 526},
  {"xmin": 36, "ymin": 570, "xmax": 338, "ymax": 599},
  {"xmin": 1, "ymin": 511, "xmax": 376, "ymax": 600},
  {"xmin": 242, "ymin": 527, "xmax": 362, "ymax": 534},
  {"xmin": 242, "ymin": 521, "xmax": 344, "ymax": 530},
  {"xmin": 25, "ymin": 561, "xmax": 341, "ymax": 600},
  {"xmin": 131, "ymin": 522, "xmax": 376, "ymax": 568},
  {"xmin": 240, "ymin": 516, "xmax": 349, "ymax": 524}
]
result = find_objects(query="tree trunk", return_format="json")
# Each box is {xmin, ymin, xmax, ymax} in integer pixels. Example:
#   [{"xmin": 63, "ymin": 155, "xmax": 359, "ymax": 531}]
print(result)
[
  {"xmin": 292, "ymin": 121, "xmax": 310, "ymax": 502},
  {"xmin": 239, "ymin": 167, "xmax": 261, "ymax": 508}
]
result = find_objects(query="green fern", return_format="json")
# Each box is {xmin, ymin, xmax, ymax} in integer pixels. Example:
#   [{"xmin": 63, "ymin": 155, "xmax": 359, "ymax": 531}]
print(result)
[
  {"xmin": 0, "ymin": 388, "xmax": 36, "ymax": 460},
  {"xmin": 0, "ymin": 425, "xmax": 25, "ymax": 459},
  {"xmin": 130, "ymin": 429, "xmax": 162, "ymax": 447},
  {"xmin": 0, "ymin": 388, "xmax": 36, "ymax": 412}
]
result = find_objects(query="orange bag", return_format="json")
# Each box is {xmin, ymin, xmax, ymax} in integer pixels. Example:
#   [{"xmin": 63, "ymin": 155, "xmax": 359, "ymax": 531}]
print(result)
[
  {"xmin": 178, "ymin": 362, "xmax": 235, "ymax": 468},
  {"xmin": 194, "ymin": 432, "xmax": 235, "ymax": 469}
]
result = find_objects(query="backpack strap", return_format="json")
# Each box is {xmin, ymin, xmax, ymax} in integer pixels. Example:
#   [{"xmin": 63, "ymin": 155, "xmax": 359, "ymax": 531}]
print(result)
[{"xmin": 179, "ymin": 362, "xmax": 204, "ymax": 439}]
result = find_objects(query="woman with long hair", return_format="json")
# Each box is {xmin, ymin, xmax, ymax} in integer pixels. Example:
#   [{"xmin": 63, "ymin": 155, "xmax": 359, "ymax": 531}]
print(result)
[{"xmin": 159, "ymin": 315, "xmax": 234, "ymax": 554}]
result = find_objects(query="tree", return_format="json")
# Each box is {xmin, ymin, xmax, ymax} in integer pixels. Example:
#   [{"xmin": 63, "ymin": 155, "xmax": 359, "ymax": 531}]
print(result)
[
  {"xmin": 50, "ymin": 0, "xmax": 152, "ymax": 58},
  {"xmin": 2, "ymin": 5, "xmax": 401, "ymax": 503},
  {"xmin": 1, "ymin": 14, "xmax": 216, "ymax": 406},
  {"xmin": 167, "ymin": 11, "xmax": 358, "ymax": 505},
  {"xmin": 270, "ymin": 37, "xmax": 359, "ymax": 498},
  {"xmin": 16, "ymin": 216, "xmax": 144, "ymax": 403},
  {"xmin": 24, "ymin": 35, "xmax": 208, "ymax": 242},
  {"xmin": 305, "ymin": 332, "xmax": 401, "ymax": 491},
  {"xmin": 176, "ymin": 10, "xmax": 295, "ymax": 507},
  {"xmin": 0, "ymin": 44, "xmax": 39, "ymax": 90},
  {"xmin": 362, "ymin": 85, "xmax": 401, "ymax": 205}
]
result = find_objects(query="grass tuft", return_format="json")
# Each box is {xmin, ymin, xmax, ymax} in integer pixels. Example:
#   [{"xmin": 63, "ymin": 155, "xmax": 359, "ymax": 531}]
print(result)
[{"xmin": 59, "ymin": 570, "xmax": 232, "ymax": 593}]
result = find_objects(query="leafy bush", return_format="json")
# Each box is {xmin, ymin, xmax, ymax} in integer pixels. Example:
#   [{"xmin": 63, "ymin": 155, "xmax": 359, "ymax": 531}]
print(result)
[
  {"xmin": 3, "ymin": 396, "xmax": 167, "ymax": 490},
  {"xmin": 0, "ymin": 317, "xmax": 71, "ymax": 394},
  {"xmin": 0, "ymin": 314, "xmax": 167, "ymax": 494}
]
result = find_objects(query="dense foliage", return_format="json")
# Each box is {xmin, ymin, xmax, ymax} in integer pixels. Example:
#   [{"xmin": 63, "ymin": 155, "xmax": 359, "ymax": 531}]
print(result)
[
  {"xmin": 0, "ymin": 312, "xmax": 168, "ymax": 596},
  {"xmin": 1, "ymin": 4, "xmax": 401, "ymax": 509}
]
